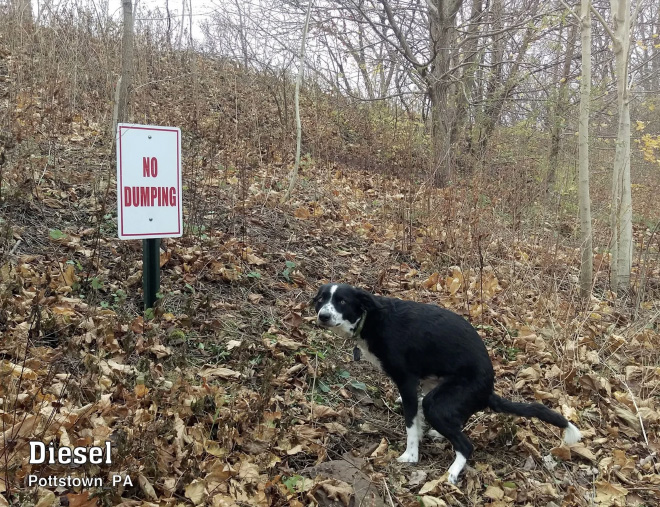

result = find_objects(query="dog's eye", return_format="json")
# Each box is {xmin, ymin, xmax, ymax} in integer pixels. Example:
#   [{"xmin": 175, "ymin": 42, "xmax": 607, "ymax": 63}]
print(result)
[{"xmin": 338, "ymin": 299, "xmax": 346, "ymax": 305}]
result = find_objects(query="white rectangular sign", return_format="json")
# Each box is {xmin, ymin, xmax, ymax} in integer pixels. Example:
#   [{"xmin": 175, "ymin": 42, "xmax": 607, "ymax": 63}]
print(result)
[{"xmin": 116, "ymin": 124, "xmax": 182, "ymax": 239}]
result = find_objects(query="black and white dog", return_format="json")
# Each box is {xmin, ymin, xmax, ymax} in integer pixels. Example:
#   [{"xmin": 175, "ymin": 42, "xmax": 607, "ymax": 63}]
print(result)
[{"xmin": 313, "ymin": 283, "xmax": 581, "ymax": 484}]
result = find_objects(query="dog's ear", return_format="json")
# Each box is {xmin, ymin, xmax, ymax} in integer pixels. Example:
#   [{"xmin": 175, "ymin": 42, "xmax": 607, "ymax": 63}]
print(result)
[
  {"xmin": 311, "ymin": 285, "xmax": 325, "ymax": 305},
  {"xmin": 355, "ymin": 288, "xmax": 376, "ymax": 313}
]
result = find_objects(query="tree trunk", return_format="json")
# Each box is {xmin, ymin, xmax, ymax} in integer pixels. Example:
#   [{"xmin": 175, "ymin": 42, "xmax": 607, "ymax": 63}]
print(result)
[
  {"xmin": 653, "ymin": 11, "xmax": 660, "ymax": 90},
  {"xmin": 547, "ymin": 21, "xmax": 578, "ymax": 190},
  {"xmin": 471, "ymin": 0, "xmax": 503, "ymax": 158},
  {"xmin": 451, "ymin": 0, "xmax": 483, "ymax": 159},
  {"xmin": 578, "ymin": 0, "xmax": 593, "ymax": 299},
  {"xmin": 427, "ymin": 0, "xmax": 463, "ymax": 186},
  {"xmin": 115, "ymin": 0, "xmax": 134, "ymax": 131},
  {"xmin": 429, "ymin": 84, "xmax": 453, "ymax": 186},
  {"xmin": 284, "ymin": 0, "xmax": 313, "ymax": 201},
  {"xmin": 234, "ymin": 0, "xmax": 250, "ymax": 69},
  {"xmin": 471, "ymin": 0, "xmax": 537, "ymax": 161},
  {"xmin": 474, "ymin": 26, "xmax": 534, "ymax": 159},
  {"xmin": 609, "ymin": 0, "xmax": 633, "ymax": 292}
]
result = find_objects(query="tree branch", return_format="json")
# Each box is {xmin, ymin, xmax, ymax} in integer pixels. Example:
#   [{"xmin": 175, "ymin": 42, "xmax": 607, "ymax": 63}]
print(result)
[
  {"xmin": 591, "ymin": 4, "xmax": 615, "ymax": 40},
  {"xmin": 378, "ymin": 0, "xmax": 424, "ymax": 69},
  {"xmin": 557, "ymin": 0, "xmax": 579, "ymax": 21}
]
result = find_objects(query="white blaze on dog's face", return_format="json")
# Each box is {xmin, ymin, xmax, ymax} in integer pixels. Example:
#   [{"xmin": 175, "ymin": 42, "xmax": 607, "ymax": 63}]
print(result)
[{"xmin": 313, "ymin": 284, "xmax": 364, "ymax": 338}]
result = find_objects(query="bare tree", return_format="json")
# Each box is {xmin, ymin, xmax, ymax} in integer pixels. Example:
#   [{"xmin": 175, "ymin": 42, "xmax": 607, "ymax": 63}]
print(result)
[
  {"xmin": 114, "ymin": 0, "xmax": 135, "ymax": 132},
  {"xmin": 592, "ymin": 0, "xmax": 634, "ymax": 292},
  {"xmin": 578, "ymin": 0, "xmax": 593, "ymax": 299},
  {"xmin": 284, "ymin": 0, "xmax": 314, "ymax": 201},
  {"xmin": 425, "ymin": 0, "xmax": 464, "ymax": 184},
  {"xmin": 547, "ymin": 19, "xmax": 578, "ymax": 189}
]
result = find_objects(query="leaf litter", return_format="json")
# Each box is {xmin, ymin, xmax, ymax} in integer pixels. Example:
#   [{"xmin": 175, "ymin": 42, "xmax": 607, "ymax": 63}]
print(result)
[{"xmin": 1, "ymin": 75, "xmax": 660, "ymax": 507}]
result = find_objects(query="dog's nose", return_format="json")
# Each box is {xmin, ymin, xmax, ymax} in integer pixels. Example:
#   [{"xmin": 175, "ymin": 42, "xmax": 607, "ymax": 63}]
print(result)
[{"xmin": 318, "ymin": 312, "xmax": 331, "ymax": 323}]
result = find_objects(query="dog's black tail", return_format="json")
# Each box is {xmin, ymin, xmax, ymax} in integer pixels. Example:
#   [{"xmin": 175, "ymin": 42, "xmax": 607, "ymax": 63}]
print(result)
[{"xmin": 488, "ymin": 393, "xmax": 582, "ymax": 444}]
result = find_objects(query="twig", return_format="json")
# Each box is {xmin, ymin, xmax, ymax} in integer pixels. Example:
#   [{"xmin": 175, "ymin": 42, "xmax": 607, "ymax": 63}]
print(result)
[
  {"xmin": 382, "ymin": 478, "xmax": 396, "ymax": 507},
  {"xmin": 9, "ymin": 239, "xmax": 21, "ymax": 256},
  {"xmin": 557, "ymin": 0, "xmax": 579, "ymax": 21},
  {"xmin": 37, "ymin": 142, "xmax": 51, "ymax": 186},
  {"xmin": 309, "ymin": 354, "xmax": 318, "ymax": 422}
]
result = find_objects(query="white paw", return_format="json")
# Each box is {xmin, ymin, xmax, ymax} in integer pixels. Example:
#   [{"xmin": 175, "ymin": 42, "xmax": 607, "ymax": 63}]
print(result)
[
  {"xmin": 427, "ymin": 429, "xmax": 444, "ymax": 439},
  {"xmin": 397, "ymin": 450, "xmax": 419, "ymax": 463},
  {"xmin": 446, "ymin": 452, "xmax": 466, "ymax": 485}
]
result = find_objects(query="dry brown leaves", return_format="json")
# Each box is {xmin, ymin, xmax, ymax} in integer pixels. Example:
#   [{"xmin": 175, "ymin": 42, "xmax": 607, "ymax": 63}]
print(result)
[{"xmin": 1, "ymin": 128, "xmax": 659, "ymax": 507}]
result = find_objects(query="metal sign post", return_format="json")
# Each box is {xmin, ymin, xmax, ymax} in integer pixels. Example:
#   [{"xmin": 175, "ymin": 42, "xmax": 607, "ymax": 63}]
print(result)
[
  {"xmin": 116, "ymin": 123, "xmax": 182, "ymax": 311},
  {"xmin": 142, "ymin": 238, "xmax": 161, "ymax": 310}
]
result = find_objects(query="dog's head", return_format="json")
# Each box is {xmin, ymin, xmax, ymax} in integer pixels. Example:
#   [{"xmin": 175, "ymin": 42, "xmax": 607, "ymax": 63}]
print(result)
[{"xmin": 312, "ymin": 284, "xmax": 372, "ymax": 338}]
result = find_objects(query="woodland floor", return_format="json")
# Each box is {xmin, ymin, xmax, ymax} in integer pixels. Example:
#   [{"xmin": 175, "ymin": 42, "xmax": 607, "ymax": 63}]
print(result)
[
  {"xmin": 1, "ymin": 129, "xmax": 660, "ymax": 507},
  {"xmin": 0, "ymin": 36, "xmax": 659, "ymax": 505}
]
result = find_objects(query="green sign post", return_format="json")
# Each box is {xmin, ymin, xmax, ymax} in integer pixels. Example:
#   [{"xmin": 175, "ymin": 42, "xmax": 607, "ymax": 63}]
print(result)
[{"xmin": 142, "ymin": 238, "xmax": 161, "ymax": 310}]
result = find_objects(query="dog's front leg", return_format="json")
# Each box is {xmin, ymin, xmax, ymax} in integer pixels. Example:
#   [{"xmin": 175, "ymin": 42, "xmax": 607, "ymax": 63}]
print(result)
[{"xmin": 396, "ymin": 380, "xmax": 422, "ymax": 463}]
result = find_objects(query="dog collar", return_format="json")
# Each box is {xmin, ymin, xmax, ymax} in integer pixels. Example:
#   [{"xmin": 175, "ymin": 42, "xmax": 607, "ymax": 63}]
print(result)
[
  {"xmin": 352, "ymin": 311, "xmax": 367, "ymax": 338},
  {"xmin": 352, "ymin": 312, "xmax": 367, "ymax": 361}
]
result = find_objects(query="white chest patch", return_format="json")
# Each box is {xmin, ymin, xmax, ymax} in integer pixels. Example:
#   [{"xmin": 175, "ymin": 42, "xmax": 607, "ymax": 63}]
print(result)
[{"xmin": 356, "ymin": 337, "xmax": 382, "ymax": 370}]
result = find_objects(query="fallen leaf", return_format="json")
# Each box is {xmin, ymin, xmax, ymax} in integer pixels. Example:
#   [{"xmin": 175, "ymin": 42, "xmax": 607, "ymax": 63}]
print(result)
[
  {"xmin": 287, "ymin": 444, "xmax": 304, "ymax": 455},
  {"xmin": 138, "ymin": 474, "xmax": 158, "ymax": 501},
  {"xmin": 1, "ymin": 360, "xmax": 38, "ymax": 380},
  {"xmin": 135, "ymin": 383, "xmax": 148, "ymax": 398},
  {"xmin": 408, "ymin": 470, "xmax": 428, "ymax": 488},
  {"xmin": 185, "ymin": 480, "xmax": 208, "ymax": 505},
  {"xmin": 198, "ymin": 366, "xmax": 241, "ymax": 380},
  {"xmin": 550, "ymin": 446, "xmax": 571, "ymax": 461},
  {"xmin": 423, "ymin": 272, "xmax": 440, "ymax": 289},
  {"xmin": 248, "ymin": 293, "xmax": 263, "ymax": 303},
  {"xmin": 51, "ymin": 304, "xmax": 77, "ymax": 316},
  {"xmin": 419, "ymin": 479, "xmax": 442, "ymax": 495},
  {"xmin": 283, "ymin": 311, "xmax": 303, "ymax": 329},
  {"xmin": 313, "ymin": 479, "xmax": 353, "ymax": 506},
  {"xmin": 63, "ymin": 264, "xmax": 77, "ymax": 286},
  {"xmin": 595, "ymin": 480, "xmax": 628, "ymax": 504},
  {"xmin": 323, "ymin": 422, "xmax": 348, "ymax": 435},
  {"xmin": 483, "ymin": 484, "xmax": 505, "ymax": 500},
  {"xmin": 130, "ymin": 316, "xmax": 144, "ymax": 334},
  {"xmin": 246, "ymin": 252, "xmax": 267, "ymax": 265},
  {"xmin": 149, "ymin": 343, "xmax": 172, "ymax": 358},
  {"xmin": 614, "ymin": 405, "xmax": 641, "ymax": 432},
  {"xmin": 226, "ymin": 339, "xmax": 242, "ymax": 350},
  {"xmin": 370, "ymin": 438, "xmax": 388, "ymax": 457},
  {"xmin": 160, "ymin": 250, "xmax": 171, "ymax": 267},
  {"xmin": 571, "ymin": 443, "xmax": 597, "ymax": 462},
  {"xmin": 294, "ymin": 207, "xmax": 311, "ymax": 219},
  {"xmin": 311, "ymin": 404, "xmax": 339, "ymax": 419},
  {"xmin": 65, "ymin": 492, "xmax": 98, "ymax": 507}
]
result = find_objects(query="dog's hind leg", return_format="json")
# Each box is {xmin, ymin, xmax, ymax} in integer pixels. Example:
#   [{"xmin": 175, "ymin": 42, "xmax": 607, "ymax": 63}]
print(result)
[
  {"xmin": 396, "ymin": 379, "xmax": 423, "ymax": 463},
  {"xmin": 422, "ymin": 383, "xmax": 477, "ymax": 484},
  {"xmin": 426, "ymin": 428, "xmax": 445, "ymax": 439},
  {"xmin": 420, "ymin": 377, "xmax": 445, "ymax": 439}
]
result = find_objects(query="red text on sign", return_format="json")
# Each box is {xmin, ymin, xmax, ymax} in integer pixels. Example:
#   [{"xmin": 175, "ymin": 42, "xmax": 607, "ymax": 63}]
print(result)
[
  {"xmin": 143, "ymin": 157, "xmax": 158, "ymax": 177},
  {"xmin": 123, "ymin": 186, "xmax": 177, "ymax": 207}
]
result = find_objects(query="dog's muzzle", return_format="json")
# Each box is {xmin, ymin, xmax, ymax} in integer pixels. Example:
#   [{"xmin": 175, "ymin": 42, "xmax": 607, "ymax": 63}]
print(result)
[{"xmin": 317, "ymin": 311, "xmax": 333, "ymax": 327}]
